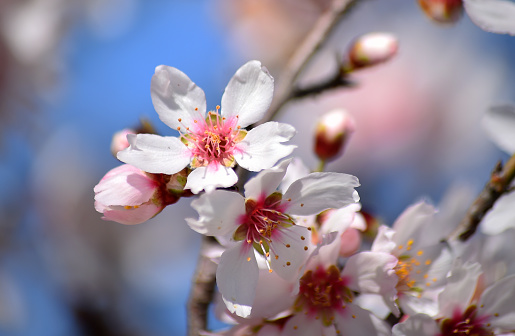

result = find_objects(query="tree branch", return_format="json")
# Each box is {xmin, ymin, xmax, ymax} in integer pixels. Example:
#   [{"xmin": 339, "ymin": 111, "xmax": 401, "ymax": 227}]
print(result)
[
  {"xmin": 187, "ymin": 236, "xmax": 219, "ymax": 336},
  {"xmin": 454, "ymin": 153, "xmax": 515, "ymax": 241},
  {"xmin": 255, "ymin": 0, "xmax": 361, "ymax": 127}
]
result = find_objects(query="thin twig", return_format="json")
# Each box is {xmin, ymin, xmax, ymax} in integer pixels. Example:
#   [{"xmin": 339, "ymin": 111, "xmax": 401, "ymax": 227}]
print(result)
[
  {"xmin": 187, "ymin": 236, "xmax": 219, "ymax": 336},
  {"xmin": 452, "ymin": 154, "xmax": 515, "ymax": 241},
  {"xmin": 255, "ymin": 0, "xmax": 360, "ymax": 127},
  {"xmin": 292, "ymin": 72, "xmax": 356, "ymax": 99}
]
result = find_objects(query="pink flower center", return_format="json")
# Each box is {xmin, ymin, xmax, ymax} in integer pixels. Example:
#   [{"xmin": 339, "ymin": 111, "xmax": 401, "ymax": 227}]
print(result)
[
  {"xmin": 178, "ymin": 106, "xmax": 246, "ymax": 168},
  {"xmin": 439, "ymin": 305, "xmax": 492, "ymax": 336},
  {"xmin": 234, "ymin": 193, "xmax": 293, "ymax": 248},
  {"xmin": 294, "ymin": 265, "xmax": 352, "ymax": 326}
]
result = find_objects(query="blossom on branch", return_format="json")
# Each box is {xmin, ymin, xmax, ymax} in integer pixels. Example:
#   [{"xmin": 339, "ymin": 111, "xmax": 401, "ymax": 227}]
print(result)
[
  {"xmin": 94, "ymin": 164, "xmax": 188, "ymax": 224},
  {"xmin": 393, "ymin": 262, "xmax": 515, "ymax": 336},
  {"xmin": 118, "ymin": 60, "xmax": 296, "ymax": 194},
  {"xmin": 282, "ymin": 230, "xmax": 396, "ymax": 336},
  {"xmin": 186, "ymin": 159, "xmax": 360, "ymax": 317}
]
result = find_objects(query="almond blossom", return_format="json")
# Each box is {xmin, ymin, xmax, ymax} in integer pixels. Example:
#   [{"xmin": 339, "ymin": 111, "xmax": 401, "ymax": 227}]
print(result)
[
  {"xmin": 186, "ymin": 159, "xmax": 360, "ymax": 317},
  {"xmin": 281, "ymin": 230, "xmax": 396, "ymax": 336},
  {"xmin": 117, "ymin": 60, "xmax": 296, "ymax": 194},
  {"xmin": 371, "ymin": 201, "xmax": 454, "ymax": 317},
  {"xmin": 393, "ymin": 262, "xmax": 515, "ymax": 336}
]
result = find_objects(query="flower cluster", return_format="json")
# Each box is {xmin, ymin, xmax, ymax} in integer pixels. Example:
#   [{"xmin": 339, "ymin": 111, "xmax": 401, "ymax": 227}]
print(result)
[{"xmin": 94, "ymin": 59, "xmax": 515, "ymax": 336}]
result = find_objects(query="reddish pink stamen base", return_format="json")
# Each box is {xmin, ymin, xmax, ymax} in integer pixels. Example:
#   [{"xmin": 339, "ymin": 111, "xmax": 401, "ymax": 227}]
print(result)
[{"xmin": 439, "ymin": 305, "xmax": 492, "ymax": 336}]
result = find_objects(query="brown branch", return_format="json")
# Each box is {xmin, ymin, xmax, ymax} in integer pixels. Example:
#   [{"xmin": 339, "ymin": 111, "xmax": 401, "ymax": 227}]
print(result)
[
  {"xmin": 454, "ymin": 153, "xmax": 515, "ymax": 241},
  {"xmin": 291, "ymin": 72, "xmax": 356, "ymax": 99},
  {"xmin": 187, "ymin": 236, "xmax": 219, "ymax": 336},
  {"xmin": 255, "ymin": 0, "xmax": 361, "ymax": 127}
]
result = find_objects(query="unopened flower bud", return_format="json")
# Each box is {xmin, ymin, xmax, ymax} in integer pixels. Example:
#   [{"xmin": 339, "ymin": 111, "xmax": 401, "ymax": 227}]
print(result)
[
  {"xmin": 314, "ymin": 109, "xmax": 356, "ymax": 161},
  {"xmin": 418, "ymin": 0, "xmax": 463, "ymax": 24},
  {"xmin": 94, "ymin": 165, "xmax": 189, "ymax": 225},
  {"xmin": 346, "ymin": 32, "xmax": 398, "ymax": 71},
  {"xmin": 111, "ymin": 128, "xmax": 136, "ymax": 157}
]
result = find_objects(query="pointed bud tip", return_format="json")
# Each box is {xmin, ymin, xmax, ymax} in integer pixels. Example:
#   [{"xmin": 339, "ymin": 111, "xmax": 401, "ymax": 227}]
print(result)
[
  {"xmin": 314, "ymin": 109, "xmax": 356, "ymax": 161},
  {"xmin": 418, "ymin": 0, "xmax": 464, "ymax": 24},
  {"xmin": 346, "ymin": 32, "xmax": 399, "ymax": 71}
]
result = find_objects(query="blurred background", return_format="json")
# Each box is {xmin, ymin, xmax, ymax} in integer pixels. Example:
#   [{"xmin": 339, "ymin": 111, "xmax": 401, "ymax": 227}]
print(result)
[{"xmin": 0, "ymin": 0, "xmax": 513, "ymax": 335}]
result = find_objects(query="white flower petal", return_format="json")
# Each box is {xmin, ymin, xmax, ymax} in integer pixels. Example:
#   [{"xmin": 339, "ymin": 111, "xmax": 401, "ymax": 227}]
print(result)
[
  {"xmin": 342, "ymin": 252, "xmax": 398, "ymax": 296},
  {"xmin": 371, "ymin": 225, "xmax": 397, "ymax": 254},
  {"xmin": 464, "ymin": 0, "xmax": 515, "ymax": 35},
  {"xmin": 242, "ymin": 268, "xmax": 295, "ymax": 321},
  {"xmin": 392, "ymin": 314, "xmax": 439, "ymax": 336},
  {"xmin": 269, "ymin": 225, "xmax": 312, "ymax": 281},
  {"xmin": 221, "ymin": 60, "xmax": 274, "ymax": 128},
  {"xmin": 479, "ymin": 274, "xmax": 515, "ymax": 330},
  {"xmin": 399, "ymin": 294, "xmax": 439, "ymax": 318},
  {"xmin": 335, "ymin": 304, "xmax": 392, "ymax": 336},
  {"xmin": 150, "ymin": 65, "xmax": 207, "ymax": 130},
  {"xmin": 482, "ymin": 191, "xmax": 515, "ymax": 235},
  {"xmin": 117, "ymin": 134, "xmax": 191, "ymax": 174},
  {"xmin": 185, "ymin": 164, "xmax": 238, "ymax": 194},
  {"xmin": 392, "ymin": 201, "xmax": 436, "ymax": 247},
  {"xmin": 217, "ymin": 243, "xmax": 259, "ymax": 318},
  {"xmin": 438, "ymin": 261, "xmax": 482, "ymax": 317},
  {"xmin": 243, "ymin": 159, "xmax": 291, "ymax": 200},
  {"xmin": 235, "ymin": 122, "xmax": 296, "ymax": 172},
  {"xmin": 482, "ymin": 104, "xmax": 515, "ymax": 154},
  {"xmin": 304, "ymin": 231, "xmax": 341, "ymax": 272},
  {"xmin": 279, "ymin": 157, "xmax": 310, "ymax": 193},
  {"xmin": 320, "ymin": 203, "xmax": 361, "ymax": 234},
  {"xmin": 282, "ymin": 313, "xmax": 324, "ymax": 336},
  {"xmin": 282, "ymin": 172, "xmax": 360, "ymax": 216},
  {"xmin": 186, "ymin": 190, "xmax": 245, "ymax": 236}
]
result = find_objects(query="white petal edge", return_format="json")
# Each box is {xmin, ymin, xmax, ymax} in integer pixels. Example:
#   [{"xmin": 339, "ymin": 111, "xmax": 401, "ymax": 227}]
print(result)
[
  {"xmin": 482, "ymin": 191, "xmax": 515, "ymax": 234},
  {"xmin": 334, "ymin": 304, "xmax": 392, "ymax": 336},
  {"xmin": 279, "ymin": 157, "xmax": 310, "ymax": 194},
  {"xmin": 392, "ymin": 314, "xmax": 439, "ymax": 336},
  {"xmin": 282, "ymin": 313, "xmax": 324, "ymax": 336},
  {"xmin": 221, "ymin": 60, "xmax": 274, "ymax": 128},
  {"xmin": 438, "ymin": 261, "xmax": 482, "ymax": 317},
  {"xmin": 117, "ymin": 134, "xmax": 191, "ymax": 175},
  {"xmin": 243, "ymin": 159, "xmax": 291, "ymax": 200},
  {"xmin": 342, "ymin": 252, "xmax": 399, "ymax": 296},
  {"xmin": 235, "ymin": 122, "xmax": 296, "ymax": 172},
  {"xmin": 282, "ymin": 172, "xmax": 360, "ymax": 216},
  {"xmin": 392, "ymin": 201, "xmax": 436, "ymax": 247},
  {"xmin": 185, "ymin": 164, "xmax": 238, "ymax": 194},
  {"xmin": 217, "ymin": 242, "xmax": 259, "ymax": 318},
  {"xmin": 479, "ymin": 274, "xmax": 515, "ymax": 330},
  {"xmin": 186, "ymin": 190, "xmax": 245, "ymax": 236},
  {"xmin": 482, "ymin": 104, "xmax": 515, "ymax": 154},
  {"xmin": 320, "ymin": 203, "xmax": 361, "ymax": 235},
  {"xmin": 464, "ymin": 0, "xmax": 515, "ymax": 35},
  {"xmin": 151, "ymin": 65, "xmax": 207, "ymax": 130}
]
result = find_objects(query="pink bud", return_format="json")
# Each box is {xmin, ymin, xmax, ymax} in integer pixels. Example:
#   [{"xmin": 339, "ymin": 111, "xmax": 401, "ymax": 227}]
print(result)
[
  {"xmin": 314, "ymin": 109, "xmax": 356, "ymax": 161},
  {"xmin": 347, "ymin": 32, "xmax": 398, "ymax": 71},
  {"xmin": 94, "ymin": 164, "xmax": 165, "ymax": 225},
  {"xmin": 418, "ymin": 0, "xmax": 463, "ymax": 24},
  {"xmin": 110, "ymin": 129, "xmax": 136, "ymax": 156}
]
